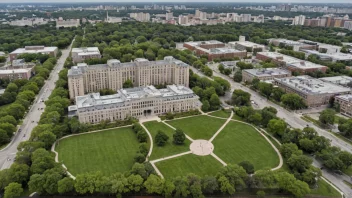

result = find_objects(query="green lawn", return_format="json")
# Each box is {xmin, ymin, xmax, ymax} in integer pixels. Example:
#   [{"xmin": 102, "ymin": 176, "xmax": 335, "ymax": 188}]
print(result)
[
  {"xmin": 310, "ymin": 179, "xmax": 341, "ymax": 197},
  {"xmin": 213, "ymin": 121, "xmax": 280, "ymax": 171},
  {"xmin": 56, "ymin": 127, "xmax": 140, "ymax": 175},
  {"xmin": 209, "ymin": 110, "xmax": 231, "ymax": 118},
  {"xmin": 155, "ymin": 154, "xmax": 223, "ymax": 179},
  {"xmin": 143, "ymin": 121, "xmax": 191, "ymax": 160},
  {"xmin": 166, "ymin": 115, "xmax": 226, "ymax": 140},
  {"xmin": 232, "ymin": 113, "xmax": 244, "ymax": 121}
]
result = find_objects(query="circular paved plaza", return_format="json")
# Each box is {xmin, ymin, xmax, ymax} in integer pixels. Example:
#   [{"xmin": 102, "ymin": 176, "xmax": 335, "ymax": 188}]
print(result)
[{"xmin": 190, "ymin": 140, "xmax": 214, "ymax": 156}]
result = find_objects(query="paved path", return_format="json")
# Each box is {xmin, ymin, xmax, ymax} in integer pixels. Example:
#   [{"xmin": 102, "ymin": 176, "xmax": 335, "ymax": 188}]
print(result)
[
  {"xmin": 209, "ymin": 111, "xmax": 234, "ymax": 142},
  {"xmin": 211, "ymin": 153, "xmax": 227, "ymax": 166},
  {"xmin": 140, "ymin": 123, "xmax": 154, "ymax": 160},
  {"xmin": 162, "ymin": 121, "xmax": 194, "ymax": 142},
  {"xmin": 150, "ymin": 151, "xmax": 192, "ymax": 179},
  {"xmin": 0, "ymin": 39, "xmax": 75, "ymax": 170}
]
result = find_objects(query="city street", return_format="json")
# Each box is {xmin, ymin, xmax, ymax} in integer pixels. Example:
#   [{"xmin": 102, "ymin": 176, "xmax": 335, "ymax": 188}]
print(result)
[{"xmin": 0, "ymin": 39, "xmax": 74, "ymax": 170}]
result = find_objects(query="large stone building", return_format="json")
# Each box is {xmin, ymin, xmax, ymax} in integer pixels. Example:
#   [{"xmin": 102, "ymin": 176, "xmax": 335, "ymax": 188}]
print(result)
[
  {"xmin": 9, "ymin": 46, "xmax": 58, "ymax": 62},
  {"xmin": 319, "ymin": 76, "xmax": 352, "ymax": 87},
  {"xmin": 335, "ymin": 94, "xmax": 352, "ymax": 117},
  {"xmin": 242, "ymin": 68, "xmax": 291, "ymax": 83},
  {"xmin": 71, "ymin": 47, "xmax": 101, "ymax": 63},
  {"xmin": 256, "ymin": 52, "xmax": 327, "ymax": 74},
  {"xmin": 68, "ymin": 56, "xmax": 189, "ymax": 99},
  {"xmin": 68, "ymin": 85, "xmax": 201, "ymax": 123},
  {"xmin": 274, "ymin": 75, "xmax": 351, "ymax": 107},
  {"xmin": 56, "ymin": 18, "xmax": 80, "ymax": 28}
]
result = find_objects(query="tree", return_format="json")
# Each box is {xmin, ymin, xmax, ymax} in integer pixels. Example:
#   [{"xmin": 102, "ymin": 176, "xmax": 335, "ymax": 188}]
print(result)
[
  {"xmin": 28, "ymin": 174, "xmax": 45, "ymax": 194},
  {"xmin": 209, "ymin": 94, "xmax": 221, "ymax": 110},
  {"xmin": 338, "ymin": 151, "xmax": 352, "ymax": 168},
  {"xmin": 37, "ymin": 131, "xmax": 56, "ymax": 150},
  {"xmin": 319, "ymin": 109, "xmax": 335, "ymax": 125},
  {"xmin": 173, "ymin": 176, "xmax": 190, "ymax": 197},
  {"xmin": 0, "ymin": 123, "xmax": 16, "ymax": 137},
  {"xmin": 123, "ymin": 79, "xmax": 133, "ymax": 88},
  {"xmin": 258, "ymin": 82, "xmax": 273, "ymax": 98},
  {"xmin": 267, "ymin": 119, "xmax": 287, "ymax": 137},
  {"xmin": 187, "ymin": 174, "xmax": 203, "ymax": 198},
  {"xmin": 281, "ymin": 93, "xmax": 306, "ymax": 110},
  {"xmin": 233, "ymin": 71, "xmax": 242, "ymax": 82},
  {"xmin": 201, "ymin": 176, "xmax": 218, "ymax": 194},
  {"xmin": 280, "ymin": 143, "xmax": 302, "ymax": 159},
  {"xmin": 155, "ymin": 131, "xmax": 169, "ymax": 146},
  {"xmin": 4, "ymin": 182, "xmax": 23, "ymax": 198},
  {"xmin": 6, "ymin": 103, "xmax": 25, "ymax": 120},
  {"xmin": 201, "ymin": 100, "xmax": 210, "ymax": 112},
  {"xmin": 287, "ymin": 154, "xmax": 312, "ymax": 173},
  {"xmin": 218, "ymin": 164, "xmax": 248, "ymax": 190},
  {"xmin": 238, "ymin": 161, "xmax": 254, "ymax": 174},
  {"xmin": 163, "ymin": 180, "xmax": 175, "ymax": 197},
  {"xmin": 0, "ymin": 115, "xmax": 17, "ymax": 126},
  {"xmin": 248, "ymin": 112, "xmax": 262, "ymax": 125},
  {"xmin": 218, "ymin": 176, "xmax": 235, "ymax": 195},
  {"xmin": 231, "ymin": 89, "xmax": 251, "ymax": 106},
  {"xmin": 137, "ymin": 131, "xmax": 148, "ymax": 143},
  {"xmin": 127, "ymin": 174, "xmax": 144, "ymax": 192},
  {"xmin": 144, "ymin": 174, "xmax": 164, "ymax": 195},
  {"xmin": 271, "ymin": 87, "xmax": 285, "ymax": 102},
  {"xmin": 173, "ymin": 129, "xmax": 186, "ymax": 145},
  {"xmin": 134, "ymin": 152, "xmax": 146, "ymax": 163}
]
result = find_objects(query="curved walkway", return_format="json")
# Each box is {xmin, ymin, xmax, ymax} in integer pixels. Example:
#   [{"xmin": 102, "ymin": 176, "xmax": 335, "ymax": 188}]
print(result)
[
  {"xmin": 51, "ymin": 125, "xmax": 132, "ymax": 179},
  {"xmin": 148, "ymin": 111, "xmax": 283, "ymax": 178},
  {"xmin": 140, "ymin": 123, "xmax": 154, "ymax": 161}
]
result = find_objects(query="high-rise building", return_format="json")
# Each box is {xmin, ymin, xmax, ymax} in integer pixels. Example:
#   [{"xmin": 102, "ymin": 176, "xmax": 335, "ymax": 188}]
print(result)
[
  {"xmin": 293, "ymin": 15, "xmax": 306, "ymax": 25},
  {"xmin": 178, "ymin": 15, "xmax": 189, "ymax": 25},
  {"xmin": 129, "ymin": 12, "xmax": 150, "ymax": 22},
  {"xmin": 68, "ymin": 56, "xmax": 190, "ymax": 99},
  {"xmin": 166, "ymin": 12, "xmax": 173, "ymax": 20}
]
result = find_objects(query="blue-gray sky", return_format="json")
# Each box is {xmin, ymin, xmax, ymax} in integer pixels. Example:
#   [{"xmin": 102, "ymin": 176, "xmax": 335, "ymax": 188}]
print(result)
[{"xmin": 1, "ymin": 0, "xmax": 351, "ymax": 3}]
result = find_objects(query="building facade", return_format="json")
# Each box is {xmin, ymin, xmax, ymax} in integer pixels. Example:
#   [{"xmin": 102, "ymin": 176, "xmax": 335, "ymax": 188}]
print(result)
[
  {"xmin": 56, "ymin": 18, "xmax": 80, "ymax": 28},
  {"xmin": 68, "ymin": 85, "xmax": 201, "ymax": 123},
  {"xmin": 9, "ymin": 46, "xmax": 58, "ymax": 62},
  {"xmin": 256, "ymin": 52, "xmax": 327, "ymax": 74},
  {"xmin": 274, "ymin": 75, "xmax": 351, "ymax": 107},
  {"xmin": 68, "ymin": 56, "xmax": 189, "ymax": 99},
  {"xmin": 335, "ymin": 94, "xmax": 352, "ymax": 117},
  {"xmin": 71, "ymin": 47, "xmax": 102, "ymax": 63},
  {"xmin": 0, "ymin": 68, "xmax": 32, "ymax": 80},
  {"xmin": 242, "ymin": 68, "xmax": 291, "ymax": 83}
]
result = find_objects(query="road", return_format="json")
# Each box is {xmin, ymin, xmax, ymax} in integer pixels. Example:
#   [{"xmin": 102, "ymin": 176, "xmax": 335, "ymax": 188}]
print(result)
[
  {"xmin": 0, "ymin": 40, "xmax": 74, "ymax": 170},
  {"xmin": 193, "ymin": 66, "xmax": 351, "ymax": 197}
]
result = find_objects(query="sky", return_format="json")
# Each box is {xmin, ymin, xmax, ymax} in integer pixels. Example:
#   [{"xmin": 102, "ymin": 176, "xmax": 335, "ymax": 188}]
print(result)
[{"xmin": 0, "ymin": 0, "xmax": 351, "ymax": 3}]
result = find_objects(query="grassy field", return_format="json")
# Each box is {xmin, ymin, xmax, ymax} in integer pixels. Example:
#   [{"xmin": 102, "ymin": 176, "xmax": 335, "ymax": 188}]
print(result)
[
  {"xmin": 56, "ymin": 127, "xmax": 140, "ymax": 175},
  {"xmin": 310, "ymin": 179, "xmax": 341, "ymax": 197},
  {"xmin": 155, "ymin": 154, "xmax": 223, "ymax": 179},
  {"xmin": 209, "ymin": 110, "xmax": 231, "ymax": 118},
  {"xmin": 166, "ymin": 115, "xmax": 226, "ymax": 140},
  {"xmin": 213, "ymin": 121, "xmax": 279, "ymax": 171},
  {"xmin": 143, "ymin": 121, "xmax": 191, "ymax": 160}
]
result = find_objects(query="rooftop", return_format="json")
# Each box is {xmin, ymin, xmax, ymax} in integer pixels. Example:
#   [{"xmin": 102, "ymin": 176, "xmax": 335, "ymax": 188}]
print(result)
[
  {"xmin": 335, "ymin": 94, "xmax": 352, "ymax": 102},
  {"xmin": 72, "ymin": 47, "xmax": 100, "ymax": 53},
  {"xmin": 275, "ymin": 75, "xmax": 351, "ymax": 95},
  {"xmin": 208, "ymin": 48, "xmax": 244, "ymax": 54},
  {"xmin": 319, "ymin": 76, "xmax": 352, "ymax": 86},
  {"xmin": 68, "ymin": 56, "xmax": 189, "ymax": 76},
  {"xmin": 230, "ymin": 41, "xmax": 265, "ymax": 48},
  {"xmin": 270, "ymin": 38, "xmax": 303, "ymax": 46},
  {"xmin": 73, "ymin": 85, "xmax": 197, "ymax": 109},
  {"xmin": 302, "ymin": 49, "xmax": 352, "ymax": 61},
  {"xmin": 0, "ymin": 68, "xmax": 31, "ymax": 74},
  {"xmin": 244, "ymin": 68, "xmax": 291, "ymax": 77},
  {"xmin": 184, "ymin": 40, "xmax": 223, "ymax": 47},
  {"xmin": 257, "ymin": 52, "xmax": 327, "ymax": 70},
  {"xmin": 10, "ymin": 46, "xmax": 58, "ymax": 54}
]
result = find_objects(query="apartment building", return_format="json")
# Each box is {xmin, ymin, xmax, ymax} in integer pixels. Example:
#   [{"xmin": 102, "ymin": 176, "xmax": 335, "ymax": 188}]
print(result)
[
  {"xmin": 0, "ymin": 68, "xmax": 32, "ymax": 80},
  {"xmin": 68, "ymin": 56, "xmax": 189, "ymax": 99},
  {"xmin": 256, "ymin": 52, "xmax": 327, "ymax": 74},
  {"xmin": 9, "ymin": 46, "xmax": 58, "ymax": 62},
  {"xmin": 68, "ymin": 85, "xmax": 201, "ymax": 123},
  {"xmin": 129, "ymin": 12, "xmax": 150, "ymax": 22},
  {"xmin": 242, "ymin": 68, "xmax": 291, "ymax": 83},
  {"xmin": 335, "ymin": 94, "xmax": 352, "ymax": 117},
  {"xmin": 228, "ymin": 36, "xmax": 265, "ymax": 53},
  {"xmin": 274, "ymin": 75, "xmax": 351, "ymax": 107},
  {"xmin": 71, "ymin": 47, "xmax": 101, "ymax": 63}
]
